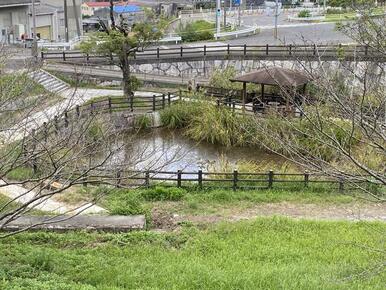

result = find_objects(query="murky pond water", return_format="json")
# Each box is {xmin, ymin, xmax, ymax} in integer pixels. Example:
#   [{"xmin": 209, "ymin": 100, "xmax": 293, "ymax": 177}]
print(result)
[{"xmin": 107, "ymin": 129, "xmax": 285, "ymax": 173}]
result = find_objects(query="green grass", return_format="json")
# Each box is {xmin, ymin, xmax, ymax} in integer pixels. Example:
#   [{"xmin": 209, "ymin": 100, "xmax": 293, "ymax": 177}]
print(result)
[
  {"xmin": 0, "ymin": 217, "xmax": 385, "ymax": 289},
  {"xmin": 94, "ymin": 186, "xmax": 366, "ymax": 219}
]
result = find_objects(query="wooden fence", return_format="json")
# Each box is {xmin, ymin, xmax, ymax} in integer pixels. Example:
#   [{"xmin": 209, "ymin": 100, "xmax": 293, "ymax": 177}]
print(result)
[{"xmin": 76, "ymin": 168, "xmax": 377, "ymax": 192}]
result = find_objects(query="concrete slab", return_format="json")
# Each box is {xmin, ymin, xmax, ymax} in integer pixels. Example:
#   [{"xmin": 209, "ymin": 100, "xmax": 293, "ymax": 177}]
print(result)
[{"xmin": 1, "ymin": 215, "xmax": 146, "ymax": 232}]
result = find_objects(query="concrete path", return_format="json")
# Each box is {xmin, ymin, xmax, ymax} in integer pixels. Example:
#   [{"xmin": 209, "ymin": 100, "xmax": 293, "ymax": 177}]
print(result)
[
  {"xmin": 0, "ymin": 180, "xmax": 106, "ymax": 215},
  {"xmin": 1, "ymin": 215, "xmax": 145, "ymax": 232},
  {"xmin": 0, "ymin": 87, "xmax": 160, "ymax": 143}
]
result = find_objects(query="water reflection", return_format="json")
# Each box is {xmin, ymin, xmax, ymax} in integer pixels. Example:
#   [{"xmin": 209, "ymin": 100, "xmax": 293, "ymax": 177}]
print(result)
[{"xmin": 107, "ymin": 129, "xmax": 284, "ymax": 173}]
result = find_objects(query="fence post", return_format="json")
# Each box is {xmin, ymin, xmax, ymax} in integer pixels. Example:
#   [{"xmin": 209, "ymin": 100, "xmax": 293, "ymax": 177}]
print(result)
[
  {"xmin": 90, "ymin": 102, "xmax": 95, "ymax": 115},
  {"xmin": 62, "ymin": 51, "xmax": 66, "ymax": 61},
  {"xmin": 289, "ymin": 44, "xmax": 292, "ymax": 56},
  {"xmin": 204, "ymin": 45, "xmax": 206, "ymax": 56},
  {"xmin": 339, "ymin": 178, "xmax": 344, "ymax": 192},
  {"xmin": 116, "ymin": 170, "xmax": 122, "ymax": 188},
  {"xmin": 198, "ymin": 169, "xmax": 202, "ymax": 189},
  {"xmin": 233, "ymin": 170, "xmax": 238, "ymax": 191},
  {"xmin": 180, "ymin": 46, "xmax": 183, "ymax": 57},
  {"xmin": 129, "ymin": 95, "xmax": 133, "ymax": 112},
  {"xmin": 64, "ymin": 111, "xmax": 69, "ymax": 128},
  {"xmin": 179, "ymin": 88, "xmax": 182, "ymax": 101},
  {"xmin": 232, "ymin": 101, "xmax": 236, "ymax": 113},
  {"xmin": 76, "ymin": 105, "xmax": 80, "ymax": 118},
  {"xmin": 365, "ymin": 45, "xmax": 368, "ymax": 56},
  {"xmin": 86, "ymin": 53, "xmax": 89, "ymax": 62},
  {"xmin": 162, "ymin": 94, "xmax": 165, "ymax": 109},
  {"xmin": 177, "ymin": 170, "xmax": 182, "ymax": 187},
  {"xmin": 43, "ymin": 122, "xmax": 48, "ymax": 142},
  {"xmin": 268, "ymin": 170, "xmax": 274, "ymax": 188},
  {"xmin": 157, "ymin": 47, "xmax": 160, "ymax": 58},
  {"xmin": 217, "ymin": 99, "xmax": 220, "ymax": 107},
  {"xmin": 108, "ymin": 97, "xmax": 112, "ymax": 113},
  {"xmin": 304, "ymin": 171, "xmax": 309, "ymax": 187},
  {"xmin": 167, "ymin": 92, "xmax": 171, "ymax": 106},
  {"xmin": 152, "ymin": 95, "xmax": 156, "ymax": 111},
  {"xmin": 227, "ymin": 44, "xmax": 230, "ymax": 55},
  {"xmin": 41, "ymin": 51, "xmax": 44, "ymax": 59},
  {"xmin": 83, "ymin": 173, "xmax": 88, "ymax": 187},
  {"xmin": 54, "ymin": 116, "xmax": 59, "ymax": 133},
  {"xmin": 244, "ymin": 44, "xmax": 247, "ymax": 56},
  {"xmin": 313, "ymin": 44, "xmax": 316, "ymax": 56},
  {"xmin": 266, "ymin": 44, "xmax": 269, "ymax": 55},
  {"xmin": 145, "ymin": 171, "xmax": 150, "ymax": 187}
]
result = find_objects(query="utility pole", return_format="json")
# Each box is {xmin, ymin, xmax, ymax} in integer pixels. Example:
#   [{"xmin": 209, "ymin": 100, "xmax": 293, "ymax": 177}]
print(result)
[
  {"xmin": 223, "ymin": 1, "xmax": 226, "ymax": 28},
  {"xmin": 216, "ymin": 0, "xmax": 221, "ymax": 34},
  {"xmin": 238, "ymin": 0, "xmax": 241, "ymax": 27},
  {"xmin": 274, "ymin": 0, "xmax": 279, "ymax": 39},
  {"xmin": 64, "ymin": 0, "xmax": 69, "ymax": 42},
  {"xmin": 72, "ymin": 0, "xmax": 81, "ymax": 38},
  {"xmin": 31, "ymin": 0, "xmax": 37, "ymax": 58}
]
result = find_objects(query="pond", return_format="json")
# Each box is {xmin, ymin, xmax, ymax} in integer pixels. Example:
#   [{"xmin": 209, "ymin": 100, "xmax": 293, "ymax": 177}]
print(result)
[{"xmin": 106, "ymin": 129, "xmax": 286, "ymax": 174}]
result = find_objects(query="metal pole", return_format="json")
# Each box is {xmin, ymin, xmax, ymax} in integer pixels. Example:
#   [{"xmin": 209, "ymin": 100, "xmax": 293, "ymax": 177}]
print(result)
[
  {"xmin": 72, "ymin": 0, "xmax": 81, "ymax": 37},
  {"xmin": 216, "ymin": 0, "xmax": 221, "ymax": 35},
  {"xmin": 238, "ymin": 0, "xmax": 241, "ymax": 27},
  {"xmin": 223, "ymin": 1, "xmax": 226, "ymax": 28},
  {"xmin": 64, "ymin": 0, "xmax": 69, "ymax": 42},
  {"xmin": 274, "ymin": 0, "xmax": 278, "ymax": 39},
  {"xmin": 31, "ymin": 0, "xmax": 38, "ymax": 58}
]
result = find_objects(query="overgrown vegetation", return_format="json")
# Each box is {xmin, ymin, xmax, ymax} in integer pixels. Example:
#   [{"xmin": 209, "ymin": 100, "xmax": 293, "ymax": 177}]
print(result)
[
  {"xmin": 178, "ymin": 20, "xmax": 214, "ymax": 42},
  {"xmin": 0, "ymin": 218, "xmax": 385, "ymax": 289}
]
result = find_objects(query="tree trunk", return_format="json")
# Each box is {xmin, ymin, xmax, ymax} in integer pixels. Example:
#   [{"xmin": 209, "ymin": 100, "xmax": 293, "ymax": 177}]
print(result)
[{"xmin": 121, "ymin": 43, "xmax": 133, "ymax": 106}]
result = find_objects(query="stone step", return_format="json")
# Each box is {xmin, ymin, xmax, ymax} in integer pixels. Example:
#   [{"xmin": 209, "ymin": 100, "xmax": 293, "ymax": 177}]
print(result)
[{"xmin": 29, "ymin": 69, "xmax": 70, "ymax": 94}]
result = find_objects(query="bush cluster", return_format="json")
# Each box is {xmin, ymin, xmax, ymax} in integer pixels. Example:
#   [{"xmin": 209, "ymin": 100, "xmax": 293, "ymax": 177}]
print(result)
[{"xmin": 178, "ymin": 20, "xmax": 214, "ymax": 42}]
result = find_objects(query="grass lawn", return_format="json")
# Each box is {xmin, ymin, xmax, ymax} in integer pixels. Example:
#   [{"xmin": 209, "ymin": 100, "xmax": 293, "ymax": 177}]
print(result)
[{"xmin": 0, "ymin": 217, "xmax": 385, "ymax": 289}]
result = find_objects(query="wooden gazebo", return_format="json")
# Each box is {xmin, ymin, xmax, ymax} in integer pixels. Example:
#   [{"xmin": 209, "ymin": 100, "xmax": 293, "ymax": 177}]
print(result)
[{"xmin": 230, "ymin": 67, "xmax": 311, "ymax": 112}]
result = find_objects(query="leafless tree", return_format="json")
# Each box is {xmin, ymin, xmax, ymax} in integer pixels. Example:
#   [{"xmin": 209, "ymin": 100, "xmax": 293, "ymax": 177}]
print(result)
[{"xmin": 246, "ymin": 10, "xmax": 385, "ymax": 201}]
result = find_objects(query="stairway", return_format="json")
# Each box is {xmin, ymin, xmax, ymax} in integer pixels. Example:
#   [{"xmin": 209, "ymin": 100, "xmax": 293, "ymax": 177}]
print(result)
[{"xmin": 28, "ymin": 69, "xmax": 70, "ymax": 95}]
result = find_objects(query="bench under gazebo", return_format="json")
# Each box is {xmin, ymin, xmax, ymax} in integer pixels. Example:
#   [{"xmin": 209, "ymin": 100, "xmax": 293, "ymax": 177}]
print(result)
[{"xmin": 230, "ymin": 67, "xmax": 311, "ymax": 114}]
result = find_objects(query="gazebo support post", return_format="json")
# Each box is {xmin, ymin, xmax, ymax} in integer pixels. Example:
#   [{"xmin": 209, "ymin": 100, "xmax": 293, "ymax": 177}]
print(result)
[{"xmin": 242, "ymin": 82, "xmax": 246, "ymax": 112}]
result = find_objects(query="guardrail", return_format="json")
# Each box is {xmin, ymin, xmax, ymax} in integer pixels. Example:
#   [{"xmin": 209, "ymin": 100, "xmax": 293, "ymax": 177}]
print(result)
[
  {"xmin": 41, "ymin": 44, "xmax": 384, "ymax": 63},
  {"xmin": 214, "ymin": 26, "xmax": 259, "ymax": 39}
]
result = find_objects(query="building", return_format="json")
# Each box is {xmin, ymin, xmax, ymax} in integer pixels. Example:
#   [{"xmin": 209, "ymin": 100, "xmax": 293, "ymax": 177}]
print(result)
[
  {"xmin": 41, "ymin": 0, "xmax": 82, "ymax": 41},
  {"xmin": 81, "ymin": 2, "xmax": 110, "ymax": 17},
  {"xmin": 0, "ymin": 0, "xmax": 36, "ymax": 43},
  {"xmin": 0, "ymin": 0, "xmax": 82, "ymax": 44}
]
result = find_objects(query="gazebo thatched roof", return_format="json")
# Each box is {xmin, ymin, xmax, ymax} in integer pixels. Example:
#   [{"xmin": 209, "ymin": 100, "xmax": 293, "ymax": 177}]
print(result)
[{"xmin": 230, "ymin": 67, "xmax": 311, "ymax": 87}]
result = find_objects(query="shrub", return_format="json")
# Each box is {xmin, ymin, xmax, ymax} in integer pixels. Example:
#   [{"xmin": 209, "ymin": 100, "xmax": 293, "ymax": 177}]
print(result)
[
  {"xmin": 141, "ymin": 186, "xmax": 186, "ymax": 201},
  {"xmin": 160, "ymin": 101, "xmax": 202, "ymax": 129},
  {"xmin": 105, "ymin": 190, "xmax": 146, "ymax": 216},
  {"xmin": 298, "ymin": 10, "xmax": 311, "ymax": 18},
  {"xmin": 178, "ymin": 20, "xmax": 214, "ymax": 42},
  {"xmin": 134, "ymin": 114, "xmax": 152, "ymax": 131}
]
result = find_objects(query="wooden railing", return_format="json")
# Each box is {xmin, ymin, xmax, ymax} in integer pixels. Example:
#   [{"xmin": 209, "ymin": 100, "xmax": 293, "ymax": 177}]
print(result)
[
  {"xmin": 40, "ymin": 44, "xmax": 384, "ymax": 63},
  {"xmin": 75, "ymin": 168, "xmax": 379, "ymax": 192}
]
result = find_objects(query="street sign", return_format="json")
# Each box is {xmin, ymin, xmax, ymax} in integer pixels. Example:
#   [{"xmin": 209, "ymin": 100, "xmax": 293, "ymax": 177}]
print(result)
[{"xmin": 233, "ymin": 0, "xmax": 241, "ymax": 6}]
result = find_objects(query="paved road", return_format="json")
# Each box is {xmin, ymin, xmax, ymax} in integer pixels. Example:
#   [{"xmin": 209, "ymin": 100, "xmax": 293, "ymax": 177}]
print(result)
[{"xmin": 44, "ymin": 63, "xmax": 209, "ymax": 85}]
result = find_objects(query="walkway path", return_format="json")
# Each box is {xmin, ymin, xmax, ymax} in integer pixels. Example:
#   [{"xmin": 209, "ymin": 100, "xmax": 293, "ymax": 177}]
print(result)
[
  {"xmin": 0, "ymin": 86, "xmax": 159, "ymax": 143},
  {"xmin": 0, "ymin": 180, "xmax": 106, "ymax": 215},
  {"xmin": 1, "ymin": 215, "xmax": 145, "ymax": 232}
]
